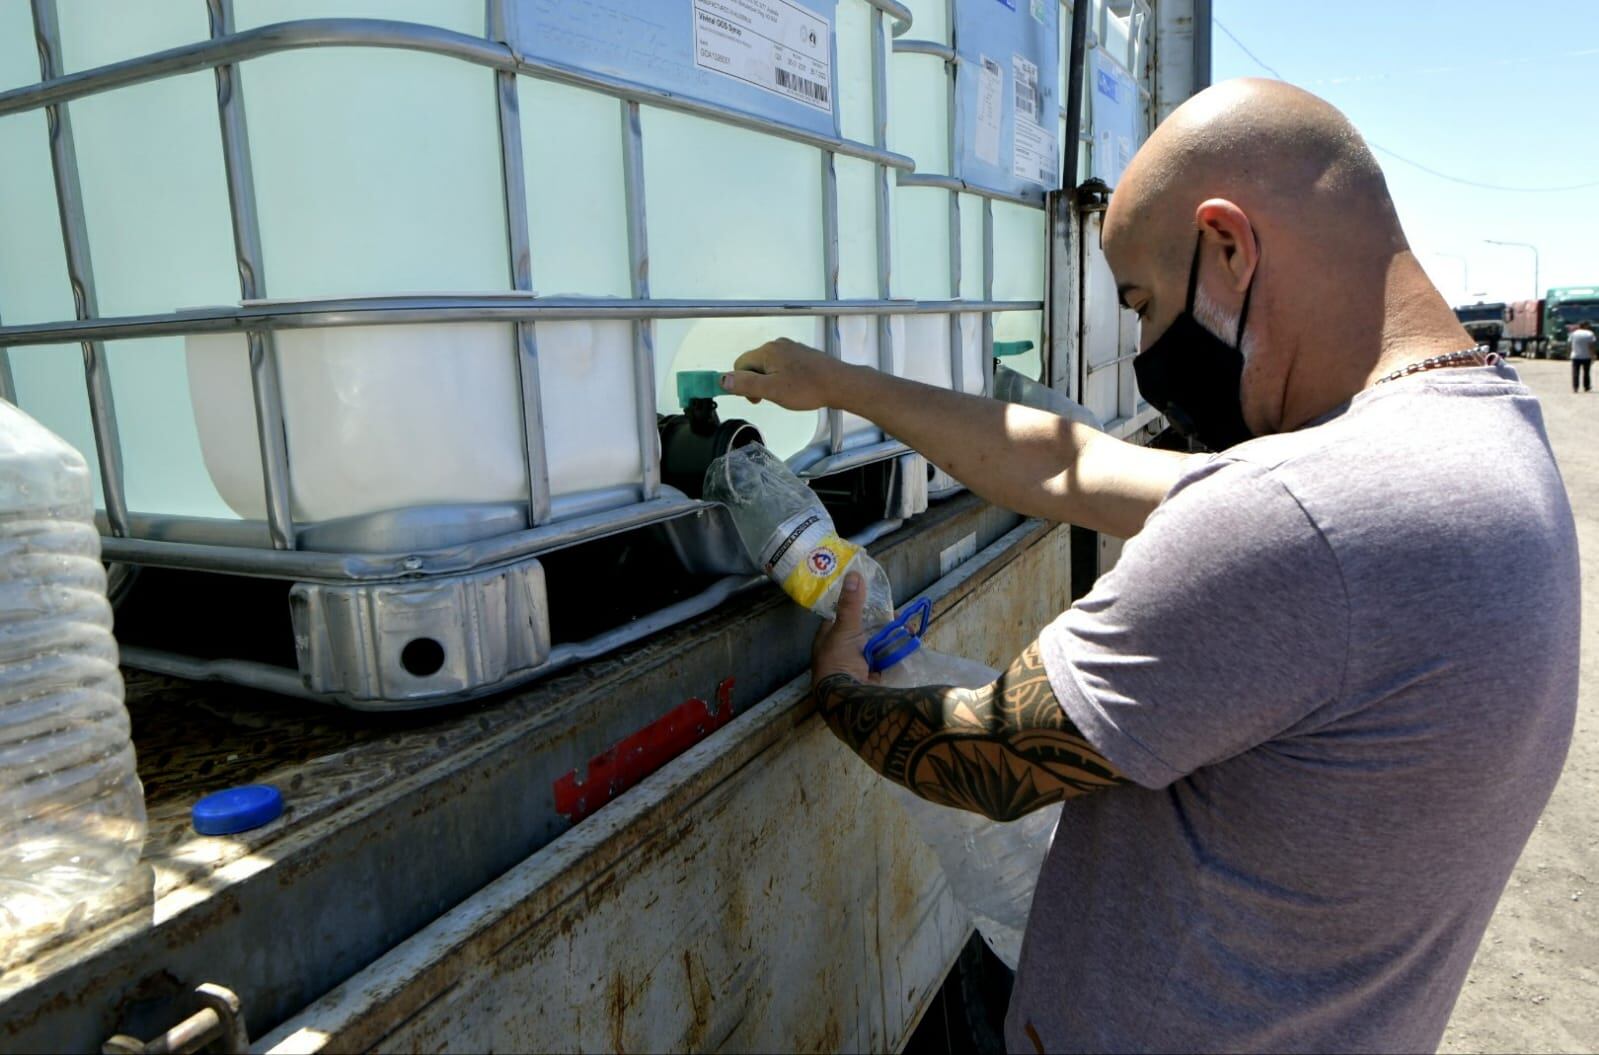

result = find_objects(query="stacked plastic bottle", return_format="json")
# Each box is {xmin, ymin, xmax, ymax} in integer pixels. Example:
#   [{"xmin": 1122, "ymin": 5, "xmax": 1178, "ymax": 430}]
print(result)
[
  {"xmin": 0, "ymin": 401, "xmax": 147, "ymax": 967},
  {"xmin": 704, "ymin": 443, "xmax": 1058, "ymax": 968}
]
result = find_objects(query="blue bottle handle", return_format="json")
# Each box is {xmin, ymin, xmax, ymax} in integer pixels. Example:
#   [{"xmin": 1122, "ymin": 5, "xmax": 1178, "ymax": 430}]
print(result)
[{"xmin": 864, "ymin": 597, "xmax": 933, "ymax": 674}]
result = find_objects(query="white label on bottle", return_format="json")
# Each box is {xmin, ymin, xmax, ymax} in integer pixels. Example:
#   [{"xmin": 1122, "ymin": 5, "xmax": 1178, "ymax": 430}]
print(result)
[
  {"xmin": 758, "ymin": 509, "xmax": 861, "ymax": 610},
  {"xmin": 759, "ymin": 510, "xmax": 830, "ymax": 579},
  {"xmin": 693, "ymin": 0, "xmax": 833, "ymax": 114}
]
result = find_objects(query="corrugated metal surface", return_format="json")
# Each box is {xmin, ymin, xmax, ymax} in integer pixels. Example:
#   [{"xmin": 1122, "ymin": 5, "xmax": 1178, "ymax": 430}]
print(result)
[{"xmin": 257, "ymin": 522, "xmax": 1073, "ymax": 1053}]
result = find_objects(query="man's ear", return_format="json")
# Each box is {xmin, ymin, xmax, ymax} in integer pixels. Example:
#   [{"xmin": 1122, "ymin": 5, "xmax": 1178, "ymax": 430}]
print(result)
[{"xmin": 1192, "ymin": 198, "xmax": 1258, "ymax": 293}]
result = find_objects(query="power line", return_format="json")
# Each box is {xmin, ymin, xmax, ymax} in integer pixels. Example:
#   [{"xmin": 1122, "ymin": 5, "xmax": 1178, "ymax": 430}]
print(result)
[
  {"xmin": 1211, "ymin": 18, "xmax": 1599, "ymax": 194},
  {"xmin": 1213, "ymin": 19, "xmax": 1286, "ymax": 80},
  {"xmin": 1367, "ymin": 144, "xmax": 1599, "ymax": 194}
]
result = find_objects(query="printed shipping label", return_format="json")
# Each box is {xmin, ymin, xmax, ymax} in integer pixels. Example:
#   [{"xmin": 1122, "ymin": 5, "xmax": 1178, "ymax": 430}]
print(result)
[
  {"xmin": 1012, "ymin": 115, "xmax": 1056, "ymax": 186},
  {"xmin": 758, "ymin": 510, "xmax": 861, "ymax": 610},
  {"xmin": 1012, "ymin": 54, "xmax": 1041, "ymax": 125},
  {"xmin": 693, "ymin": 0, "xmax": 832, "ymax": 114},
  {"xmin": 974, "ymin": 55, "xmax": 1004, "ymax": 166}
]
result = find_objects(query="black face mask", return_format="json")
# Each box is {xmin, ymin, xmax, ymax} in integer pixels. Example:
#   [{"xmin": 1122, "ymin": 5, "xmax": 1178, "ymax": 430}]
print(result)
[{"xmin": 1132, "ymin": 236, "xmax": 1257, "ymax": 452}]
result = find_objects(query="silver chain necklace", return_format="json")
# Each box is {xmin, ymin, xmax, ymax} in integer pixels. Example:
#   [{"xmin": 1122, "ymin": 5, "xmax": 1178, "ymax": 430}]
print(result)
[{"xmin": 1374, "ymin": 348, "xmax": 1500, "ymax": 386}]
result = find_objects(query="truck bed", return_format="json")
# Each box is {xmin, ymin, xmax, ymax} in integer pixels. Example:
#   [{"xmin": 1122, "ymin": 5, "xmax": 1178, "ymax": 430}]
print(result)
[{"xmin": 1, "ymin": 495, "xmax": 1041, "ymax": 1052}]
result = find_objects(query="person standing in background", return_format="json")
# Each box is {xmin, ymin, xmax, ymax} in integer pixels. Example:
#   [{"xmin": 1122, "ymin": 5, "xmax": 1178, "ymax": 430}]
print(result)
[{"xmin": 1571, "ymin": 321, "xmax": 1595, "ymax": 392}]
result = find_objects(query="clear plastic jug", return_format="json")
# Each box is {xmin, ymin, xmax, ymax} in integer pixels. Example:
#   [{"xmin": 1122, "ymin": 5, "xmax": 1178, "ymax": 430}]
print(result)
[{"xmin": 0, "ymin": 401, "xmax": 148, "ymax": 968}]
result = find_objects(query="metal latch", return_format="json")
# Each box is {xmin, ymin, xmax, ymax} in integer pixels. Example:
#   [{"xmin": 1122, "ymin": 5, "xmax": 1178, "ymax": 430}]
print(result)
[{"xmin": 103, "ymin": 983, "xmax": 248, "ymax": 1055}]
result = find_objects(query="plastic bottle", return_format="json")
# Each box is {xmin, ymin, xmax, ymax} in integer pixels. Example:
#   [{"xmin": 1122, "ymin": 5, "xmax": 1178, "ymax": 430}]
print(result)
[
  {"xmin": 0, "ymin": 401, "xmax": 147, "ymax": 968},
  {"xmin": 704, "ymin": 442, "xmax": 1057, "ymax": 968},
  {"xmin": 702, "ymin": 443, "xmax": 894, "ymax": 627}
]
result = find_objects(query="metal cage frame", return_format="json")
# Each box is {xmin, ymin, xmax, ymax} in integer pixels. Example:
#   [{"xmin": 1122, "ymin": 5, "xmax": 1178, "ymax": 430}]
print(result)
[{"xmin": 0, "ymin": 0, "xmax": 1060, "ymax": 705}]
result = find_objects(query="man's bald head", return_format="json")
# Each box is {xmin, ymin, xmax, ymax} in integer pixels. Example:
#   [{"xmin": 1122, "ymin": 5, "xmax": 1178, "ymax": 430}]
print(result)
[
  {"xmin": 1106, "ymin": 78, "xmax": 1405, "ymax": 273},
  {"xmin": 1101, "ymin": 79, "xmax": 1462, "ymax": 437}
]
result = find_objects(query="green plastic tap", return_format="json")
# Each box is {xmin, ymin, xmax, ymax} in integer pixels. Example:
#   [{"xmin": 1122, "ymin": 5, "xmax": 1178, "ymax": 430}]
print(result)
[{"xmin": 675, "ymin": 370, "xmax": 728, "ymax": 409}]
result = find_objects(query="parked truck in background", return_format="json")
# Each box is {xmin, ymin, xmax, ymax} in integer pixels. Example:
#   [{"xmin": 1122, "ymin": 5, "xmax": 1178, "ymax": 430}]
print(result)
[
  {"xmin": 1545, "ymin": 286, "xmax": 1599, "ymax": 359},
  {"xmin": 1506, "ymin": 298, "xmax": 1545, "ymax": 358},
  {"xmin": 0, "ymin": 0, "xmax": 1204, "ymax": 1050},
  {"xmin": 1453, "ymin": 301, "xmax": 1506, "ymax": 356}
]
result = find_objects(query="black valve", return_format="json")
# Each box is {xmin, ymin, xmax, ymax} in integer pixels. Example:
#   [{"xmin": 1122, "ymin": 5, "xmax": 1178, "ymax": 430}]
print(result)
[{"xmin": 658, "ymin": 372, "xmax": 762, "ymax": 499}]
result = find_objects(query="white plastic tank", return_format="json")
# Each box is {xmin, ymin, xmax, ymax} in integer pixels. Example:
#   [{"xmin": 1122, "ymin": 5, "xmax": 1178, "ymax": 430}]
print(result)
[
  {"xmin": 186, "ymin": 320, "xmax": 644, "ymax": 524},
  {"xmin": 0, "ymin": 400, "xmax": 147, "ymax": 968},
  {"xmin": 1, "ymin": 0, "xmax": 1053, "ymax": 540}
]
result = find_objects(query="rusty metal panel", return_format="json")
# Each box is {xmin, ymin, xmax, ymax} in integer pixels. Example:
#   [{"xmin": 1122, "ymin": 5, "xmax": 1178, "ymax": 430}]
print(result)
[{"xmin": 257, "ymin": 523, "xmax": 1074, "ymax": 1053}]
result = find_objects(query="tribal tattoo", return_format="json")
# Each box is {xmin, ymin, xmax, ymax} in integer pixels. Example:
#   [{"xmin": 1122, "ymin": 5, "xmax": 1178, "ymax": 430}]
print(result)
[{"xmin": 812, "ymin": 639, "xmax": 1127, "ymax": 821}]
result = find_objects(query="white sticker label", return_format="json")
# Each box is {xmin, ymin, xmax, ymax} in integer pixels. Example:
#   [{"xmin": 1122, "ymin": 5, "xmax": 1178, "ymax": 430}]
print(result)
[
  {"xmin": 693, "ymin": 0, "xmax": 832, "ymax": 113},
  {"xmin": 759, "ymin": 510, "xmax": 832, "ymax": 580},
  {"xmin": 974, "ymin": 55, "xmax": 1004, "ymax": 166},
  {"xmin": 1012, "ymin": 54, "xmax": 1042, "ymax": 125},
  {"xmin": 1013, "ymin": 115, "xmax": 1057, "ymax": 187},
  {"xmin": 938, "ymin": 532, "xmax": 979, "ymax": 577}
]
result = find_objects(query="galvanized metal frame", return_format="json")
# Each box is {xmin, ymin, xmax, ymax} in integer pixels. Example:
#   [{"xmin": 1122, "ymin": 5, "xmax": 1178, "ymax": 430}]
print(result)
[
  {"xmin": 888, "ymin": 5, "xmax": 1055, "ymax": 408},
  {"xmin": 0, "ymin": 3, "xmax": 987, "ymax": 705},
  {"xmin": 0, "ymin": 1, "xmax": 1056, "ymax": 702},
  {"xmin": 30, "ymin": 0, "xmax": 129, "ymax": 538},
  {"xmin": 207, "ymin": 0, "xmax": 296, "ymax": 551},
  {"xmin": 0, "ymin": 297, "xmax": 1043, "ymax": 348},
  {"xmin": 982, "ymin": 196, "xmax": 996, "ymax": 395},
  {"xmin": 870, "ymin": 0, "xmax": 898, "ymax": 444},
  {"xmin": 620, "ymin": 100, "xmax": 660, "ymax": 501},
  {"xmin": 102, "ymin": 493, "xmax": 703, "ymax": 583},
  {"xmin": 895, "ymin": 171, "xmax": 1044, "ymax": 209},
  {"xmin": 0, "ymin": 18, "xmax": 915, "ymax": 171},
  {"xmin": 823, "ymin": 19, "xmax": 845, "ymax": 456},
  {"xmin": 123, "ymin": 511, "xmax": 912, "ymax": 705},
  {"xmin": 944, "ymin": 0, "xmax": 966, "ymax": 400},
  {"xmin": 487, "ymin": 0, "xmax": 553, "ymax": 529}
]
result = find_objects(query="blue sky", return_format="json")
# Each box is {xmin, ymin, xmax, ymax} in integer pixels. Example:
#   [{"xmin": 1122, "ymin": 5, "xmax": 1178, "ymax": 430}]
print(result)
[{"xmin": 1211, "ymin": 0, "xmax": 1599, "ymax": 307}]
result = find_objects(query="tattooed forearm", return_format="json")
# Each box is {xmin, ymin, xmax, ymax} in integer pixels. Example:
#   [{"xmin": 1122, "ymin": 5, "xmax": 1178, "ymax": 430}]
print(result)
[{"xmin": 813, "ymin": 640, "xmax": 1126, "ymax": 821}]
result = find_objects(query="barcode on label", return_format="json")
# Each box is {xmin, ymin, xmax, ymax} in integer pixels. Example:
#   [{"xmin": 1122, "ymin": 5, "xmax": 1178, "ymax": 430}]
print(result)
[
  {"xmin": 1015, "ymin": 70, "xmax": 1039, "ymax": 121},
  {"xmin": 776, "ymin": 67, "xmax": 829, "ymax": 103}
]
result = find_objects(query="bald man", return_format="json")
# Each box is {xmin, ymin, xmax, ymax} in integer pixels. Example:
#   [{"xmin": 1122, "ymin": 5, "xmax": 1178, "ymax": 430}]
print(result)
[{"xmin": 722, "ymin": 80, "xmax": 1577, "ymax": 1052}]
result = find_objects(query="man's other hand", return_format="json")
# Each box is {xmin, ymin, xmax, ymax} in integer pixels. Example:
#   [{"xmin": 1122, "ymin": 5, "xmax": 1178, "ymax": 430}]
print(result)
[
  {"xmin": 721, "ymin": 338, "xmax": 851, "ymax": 411},
  {"xmin": 811, "ymin": 572, "xmax": 874, "ymax": 689}
]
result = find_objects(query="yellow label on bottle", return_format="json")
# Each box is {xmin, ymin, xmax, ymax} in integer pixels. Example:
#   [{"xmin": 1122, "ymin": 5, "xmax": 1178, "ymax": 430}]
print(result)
[
  {"xmin": 780, "ymin": 532, "xmax": 860, "ymax": 609},
  {"xmin": 760, "ymin": 511, "xmax": 862, "ymax": 612}
]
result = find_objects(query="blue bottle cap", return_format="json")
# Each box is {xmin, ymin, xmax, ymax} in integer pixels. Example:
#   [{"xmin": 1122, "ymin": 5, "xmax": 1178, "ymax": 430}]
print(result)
[{"xmin": 192, "ymin": 784, "xmax": 285, "ymax": 836}]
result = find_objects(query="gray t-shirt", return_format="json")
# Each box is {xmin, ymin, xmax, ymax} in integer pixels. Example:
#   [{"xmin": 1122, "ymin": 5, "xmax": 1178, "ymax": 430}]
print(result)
[
  {"xmin": 1011, "ymin": 364, "xmax": 1578, "ymax": 1053},
  {"xmin": 1571, "ymin": 327, "xmax": 1595, "ymax": 361}
]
